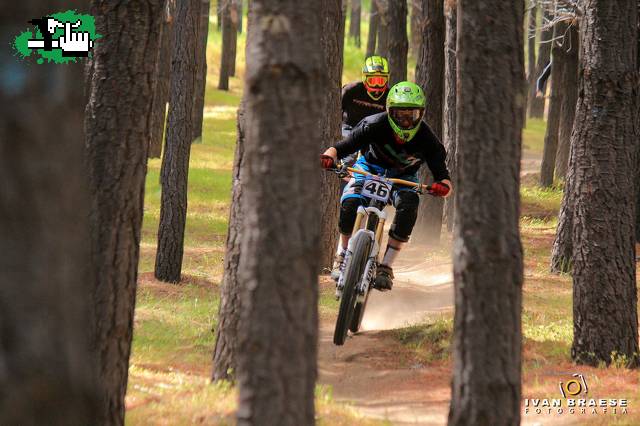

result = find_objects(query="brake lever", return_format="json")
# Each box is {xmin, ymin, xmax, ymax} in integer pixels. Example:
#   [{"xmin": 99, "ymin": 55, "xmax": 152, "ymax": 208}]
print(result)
[{"xmin": 336, "ymin": 163, "xmax": 349, "ymax": 179}]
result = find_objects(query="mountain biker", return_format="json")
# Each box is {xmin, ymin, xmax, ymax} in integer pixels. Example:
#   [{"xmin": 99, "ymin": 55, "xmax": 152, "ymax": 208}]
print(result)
[
  {"xmin": 320, "ymin": 81, "xmax": 452, "ymax": 291},
  {"xmin": 342, "ymin": 55, "xmax": 390, "ymax": 135},
  {"xmin": 340, "ymin": 56, "xmax": 391, "ymax": 170}
]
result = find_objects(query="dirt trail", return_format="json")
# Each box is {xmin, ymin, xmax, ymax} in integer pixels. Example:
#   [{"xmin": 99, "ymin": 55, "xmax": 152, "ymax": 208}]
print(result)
[
  {"xmin": 318, "ymin": 242, "xmax": 454, "ymax": 425},
  {"xmin": 316, "ymin": 152, "xmax": 551, "ymax": 425}
]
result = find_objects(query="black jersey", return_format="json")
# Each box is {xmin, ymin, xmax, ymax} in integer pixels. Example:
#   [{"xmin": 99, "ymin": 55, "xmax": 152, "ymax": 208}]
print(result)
[
  {"xmin": 341, "ymin": 82, "xmax": 388, "ymax": 127},
  {"xmin": 334, "ymin": 112, "xmax": 450, "ymax": 181}
]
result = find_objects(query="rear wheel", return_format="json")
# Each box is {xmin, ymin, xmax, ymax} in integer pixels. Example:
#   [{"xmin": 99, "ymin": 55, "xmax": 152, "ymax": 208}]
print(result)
[{"xmin": 333, "ymin": 232, "xmax": 372, "ymax": 345}]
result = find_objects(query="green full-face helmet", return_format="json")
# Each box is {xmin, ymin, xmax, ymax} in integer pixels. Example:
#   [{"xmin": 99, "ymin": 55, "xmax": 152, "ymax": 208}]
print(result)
[{"xmin": 386, "ymin": 81, "xmax": 426, "ymax": 143}]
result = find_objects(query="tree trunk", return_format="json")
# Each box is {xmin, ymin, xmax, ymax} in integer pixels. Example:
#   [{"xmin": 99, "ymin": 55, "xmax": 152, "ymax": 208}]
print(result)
[
  {"xmin": 443, "ymin": 0, "xmax": 457, "ymax": 232},
  {"xmin": 528, "ymin": 3, "xmax": 552, "ymax": 118},
  {"xmin": 414, "ymin": 0, "xmax": 445, "ymax": 244},
  {"xmin": 212, "ymin": 102, "xmax": 246, "ymax": 381},
  {"xmin": 236, "ymin": 0, "xmax": 243, "ymax": 33},
  {"xmin": 570, "ymin": 0, "xmax": 639, "ymax": 367},
  {"xmin": 218, "ymin": 0, "xmax": 233, "ymax": 90},
  {"xmin": 217, "ymin": 0, "xmax": 222, "ymax": 29},
  {"xmin": 376, "ymin": 0, "xmax": 389, "ymax": 58},
  {"xmin": 349, "ymin": 0, "xmax": 361, "ymax": 47},
  {"xmin": 448, "ymin": 0, "xmax": 524, "ymax": 424},
  {"xmin": 526, "ymin": 2, "xmax": 537, "ymax": 118},
  {"xmin": 229, "ymin": 0, "xmax": 239, "ymax": 76},
  {"xmin": 554, "ymin": 23, "xmax": 579, "ymax": 181},
  {"xmin": 85, "ymin": 1, "xmax": 165, "ymax": 423},
  {"xmin": 366, "ymin": 3, "xmax": 379, "ymax": 57},
  {"xmin": 539, "ymin": 22, "xmax": 567, "ymax": 187},
  {"xmin": 637, "ymin": 2, "xmax": 640, "ymax": 244},
  {"xmin": 155, "ymin": 0, "xmax": 199, "ymax": 283},
  {"xmin": 212, "ymin": 1, "xmax": 254, "ymax": 382},
  {"xmin": 410, "ymin": 0, "xmax": 422, "ymax": 56},
  {"xmin": 385, "ymin": 0, "xmax": 408, "ymax": 85},
  {"xmin": 149, "ymin": 1, "xmax": 175, "ymax": 158},
  {"xmin": 1, "ymin": 3, "xmax": 100, "ymax": 423},
  {"xmin": 319, "ymin": 0, "xmax": 345, "ymax": 271},
  {"xmin": 192, "ymin": 0, "xmax": 211, "ymax": 143},
  {"xmin": 235, "ymin": 0, "xmax": 323, "ymax": 423},
  {"xmin": 550, "ymin": 149, "xmax": 577, "ymax": 273}
]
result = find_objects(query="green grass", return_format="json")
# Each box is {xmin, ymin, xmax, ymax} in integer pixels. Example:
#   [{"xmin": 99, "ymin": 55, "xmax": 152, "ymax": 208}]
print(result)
[
  {"xmin": 520, "ymin": 183, "xmax": 563, "ymax": 220},
  {"xmin": 131, "ymin": 4, "xmax": 570, "ymax": 423},
  {"xmin": 130, "ymin": 8, "xmax": 369, "ymax": 422},
  {"xmin": 523, "ymin": 117, "xmax": 547, "ymax": 153},
  {"xmin": 392, "ymin": 317, "xmax": 453, "ymax": 363}
]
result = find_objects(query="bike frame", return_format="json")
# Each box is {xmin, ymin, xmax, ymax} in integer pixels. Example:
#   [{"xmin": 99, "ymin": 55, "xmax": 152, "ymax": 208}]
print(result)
[{"xmin": 334, "ymin": 165, "xmax": 430, "ymax": 299}]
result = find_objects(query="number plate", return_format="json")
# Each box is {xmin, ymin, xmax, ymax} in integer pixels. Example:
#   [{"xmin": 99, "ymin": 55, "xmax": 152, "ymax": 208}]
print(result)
[{"xmin": 362, "ymin": 178, "xmax": 392, "ymax": 202}]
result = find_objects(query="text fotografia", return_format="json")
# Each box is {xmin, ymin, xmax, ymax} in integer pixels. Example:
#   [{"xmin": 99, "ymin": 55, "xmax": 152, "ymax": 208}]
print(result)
[{"xmin": 524, "ymin": 398, "xmax": 629, "ymax": 415}]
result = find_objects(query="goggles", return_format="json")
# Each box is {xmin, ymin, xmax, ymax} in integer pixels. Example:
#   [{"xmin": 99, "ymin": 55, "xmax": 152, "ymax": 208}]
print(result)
[
  {"xmin": 389, "ymin": 107, "xmax": 424, "ymax": 130},
  {"xmin": 364, "ymin": 74, "xmax": 388, "ymax": 88}
]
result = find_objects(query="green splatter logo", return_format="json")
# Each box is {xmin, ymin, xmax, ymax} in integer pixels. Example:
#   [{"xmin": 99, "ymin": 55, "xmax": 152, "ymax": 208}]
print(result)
[{"xmin": 13, "ymin": 10, "xmax": 100, "ymax": 64}]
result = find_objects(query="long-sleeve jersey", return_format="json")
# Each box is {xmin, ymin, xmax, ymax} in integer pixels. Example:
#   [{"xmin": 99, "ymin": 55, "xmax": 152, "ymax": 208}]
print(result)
[
  {"xmin": 334, "ymin": 112, "xmax": 450, "ymax": 181},
  {"xmin": 341, "ymin": 81, "xmax": 388, "ymax": 127}
]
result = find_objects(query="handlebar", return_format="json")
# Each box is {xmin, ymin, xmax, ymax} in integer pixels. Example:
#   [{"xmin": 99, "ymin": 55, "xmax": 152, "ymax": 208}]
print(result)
[{"xmin": 328, "ymin": 165, "xmax": 433, "ymax": 193}]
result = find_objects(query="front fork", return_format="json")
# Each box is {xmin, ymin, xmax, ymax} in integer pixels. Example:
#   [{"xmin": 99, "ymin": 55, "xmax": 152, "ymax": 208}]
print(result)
[{"xmin": 335, "ymin": 206, "xmax": 386, "ymax": 299}]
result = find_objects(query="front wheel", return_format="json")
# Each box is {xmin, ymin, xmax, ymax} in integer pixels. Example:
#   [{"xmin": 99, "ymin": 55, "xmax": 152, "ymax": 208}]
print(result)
[
  {"xmin": 333, "ymin": 232, "xmax": 372, "ymax": 345},
  {"xmin": 349, "ymin": 288, "xmax": 371, "ymax": 333}
]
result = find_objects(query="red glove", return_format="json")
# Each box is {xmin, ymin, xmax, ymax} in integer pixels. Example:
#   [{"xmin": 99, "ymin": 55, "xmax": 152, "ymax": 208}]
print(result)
[
  {"xmin": 320, "ymin": 154, "xmax": 336, "ymax": 169},
  {"xmin": 429, "ymin": 181, "xmax": 450, "ymax": 197}
]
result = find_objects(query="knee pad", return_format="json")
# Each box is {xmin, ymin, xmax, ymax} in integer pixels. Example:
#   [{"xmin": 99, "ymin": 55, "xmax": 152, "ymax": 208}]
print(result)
[
  {"xmin": 389, "ymin": 191, "xmax": 420, "ymax": 242},
  {"xmin": 339, "ymin": 197, "xmax": 364, "ymax": 235}
]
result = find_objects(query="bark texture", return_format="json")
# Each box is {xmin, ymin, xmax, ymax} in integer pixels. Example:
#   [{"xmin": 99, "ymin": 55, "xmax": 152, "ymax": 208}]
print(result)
[
  {"xmin": 319, "ymin": 0, "xmax": 345, "ymax": 271},
  {"xmin": 218, "ymin": 0, "xmax": 236, "ymax": 90},
  {"xmin": 385, "ymin": 0, "xmax": 408, "ymax": 85},
  {"xmin": 349, "ymin": 0, "xmax": 361, "ymax": 47},
  {"xmin": 0, "ymin": 2, "xmax": 100, "ymax": 423},
  {"xmin": 528, "ymin": 3, "xmax": 552, "ymax": 118},
  {"xmin": 415, "ymin": 0, "xmax": 445, "ymax": 244},
  {"xmin": 376, "ymin": 0, "xmax": 389, "ymax": 58},
  {"xmin": 570, "ymin": 0, "xmax": 639, "ymax": 367},
  {"xmin": 229, "ymin": 0, "xmax": 239, "ymax": 76},
  {"xmin": 212, "ymin": 1, "xmax": 254, "ymax": 383},
  {"xmin": 410, "ymin": 0, "xmax": 423, "ymax": 56},
  {"xmin": 155, "ymin": 0, "xmax": 199, "ymax": 283},
  {"xmin": 192, "ymin": 0, "xmax": 211, "ymax": 142},
  {"xmin": 212, "ymin": 102, "xmax": 246, "ymax": 381},
  {"xmin": 539, "ymin": 22, "xmax": 567, "ymax": 187},
  {"xmin": 550, "ymin": 158, "xmax": 576, "ymax": 272},
  {"xmin": 554, "ymin": 22, "xmax": 579, "ymax": 180},
  {"xmin": 235, "ymin": 0, "xmax": 323, "ymax": 423},
  {"xmin": 448, "ymin": 0, "xmax": 524, "ymax": 424},
  {"xmin": 217, "ymin": 0, "xmax": 222, "ymax": 29},
  {"xmin": 526, "ymin": 2, "xmax": 537, "ymax": 109},
  {"xmin": 443, "ymin": 0, "xmax": 457, "ymax": 231},
  {"xmin": 85, "ymin": 1, "xmax": 164, "ymax": 423},
  {"xmin": 366, "ymin": 3, "xmax": 379, "ymax": 57},
  {"xmin": 236, "ymin": 0, "xmax": 243, "ymax": 33},
  {"xmin": 149, "ymin": 1, "xmax": 175, "ymax": 158}
]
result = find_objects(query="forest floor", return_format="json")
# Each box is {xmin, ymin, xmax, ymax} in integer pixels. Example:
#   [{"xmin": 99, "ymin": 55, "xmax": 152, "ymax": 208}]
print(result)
[{"xmin": 123, "ymin": 18, "xmax": 639, "ymax": 425}]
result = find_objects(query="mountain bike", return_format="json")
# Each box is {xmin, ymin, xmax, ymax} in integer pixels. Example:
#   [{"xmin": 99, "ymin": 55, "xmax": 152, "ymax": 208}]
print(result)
[{"xmin": 328, "ymin": 165, "xmax": 433, "ymax": 346}]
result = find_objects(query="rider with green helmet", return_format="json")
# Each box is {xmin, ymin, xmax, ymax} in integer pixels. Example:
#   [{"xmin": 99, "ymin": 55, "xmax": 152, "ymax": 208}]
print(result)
[{"xmin": 321, "ymin": 81, "xmax": 452, "ymax": 291}]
